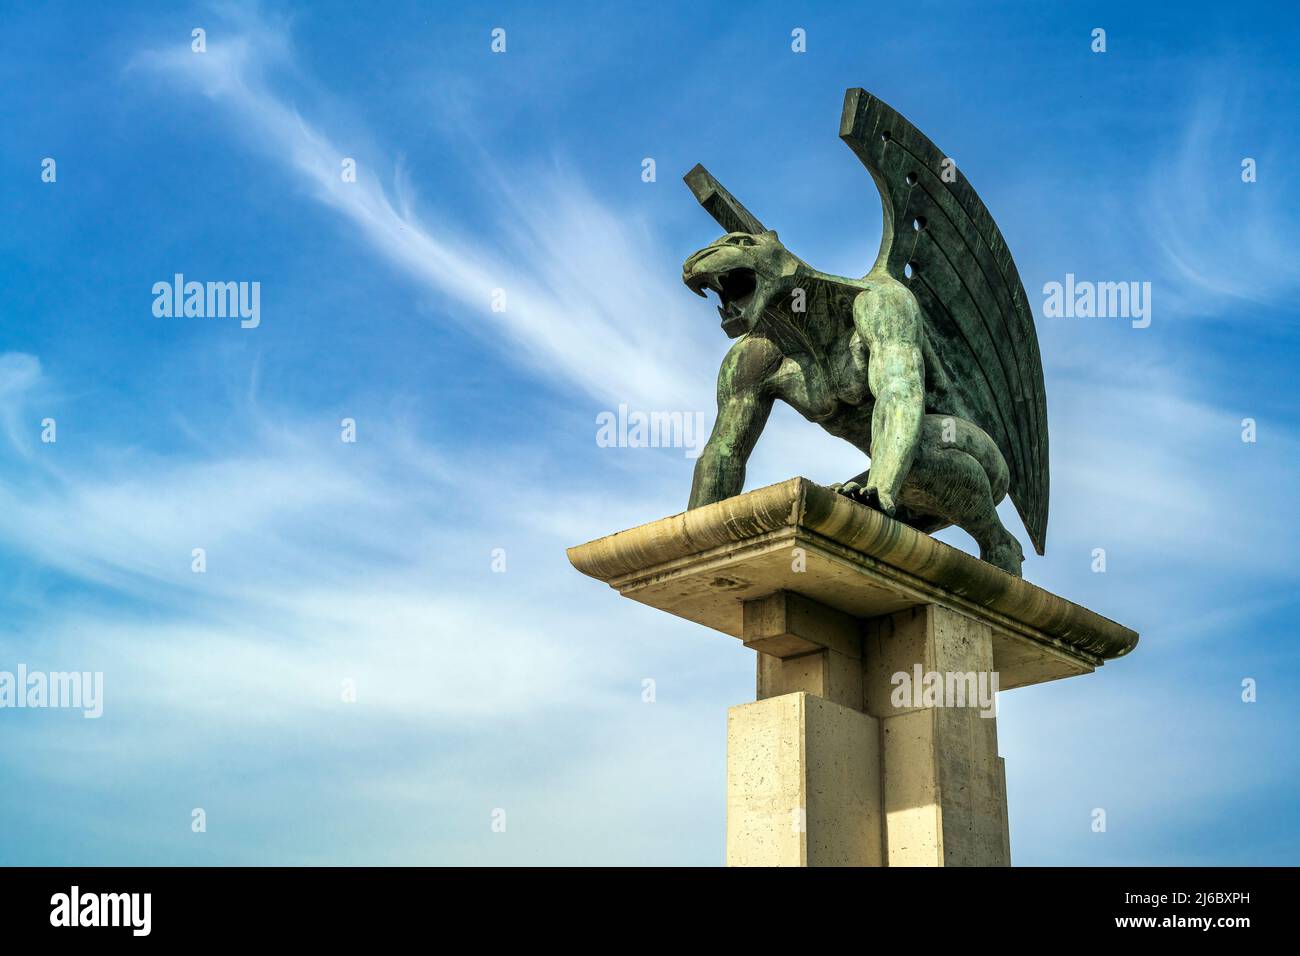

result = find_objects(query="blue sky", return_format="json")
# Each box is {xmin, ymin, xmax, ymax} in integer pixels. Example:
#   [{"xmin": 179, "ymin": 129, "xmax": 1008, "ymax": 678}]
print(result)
[{"xmin": 0, "ymin": 0, "xmax": 1297, "ymax": 865}]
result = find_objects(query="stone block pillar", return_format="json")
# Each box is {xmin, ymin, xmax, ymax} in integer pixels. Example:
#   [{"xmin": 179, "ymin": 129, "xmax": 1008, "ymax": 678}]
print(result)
[{"xmin": 568, "ymin": 478, "xmax": 1138, "ymax": 866}]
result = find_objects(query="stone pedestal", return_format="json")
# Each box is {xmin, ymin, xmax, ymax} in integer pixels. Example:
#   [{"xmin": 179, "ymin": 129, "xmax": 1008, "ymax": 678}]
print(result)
[
  {"xmin": 726, "ymin": 692, "xmax": 881, "ymax": 866},
  {"xmin": 568, "ymin": 478, "xmax": 1138, "ymax": 866}
]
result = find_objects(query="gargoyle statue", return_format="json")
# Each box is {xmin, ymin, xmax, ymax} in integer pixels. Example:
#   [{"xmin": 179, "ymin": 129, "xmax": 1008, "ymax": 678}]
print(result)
[{"xmin": 682, "ymin": 88, "xmax": 1049, "ymax": 577}]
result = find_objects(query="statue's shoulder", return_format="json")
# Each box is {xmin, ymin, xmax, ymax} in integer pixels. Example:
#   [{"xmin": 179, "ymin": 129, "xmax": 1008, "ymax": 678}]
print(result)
[
  {"xmin": 719, "ymin": 333, "xmax": 785, "ymax": 391},
  {"xmin": 849, "ymin": 275, "xmax": 922, "ymax": 329}
]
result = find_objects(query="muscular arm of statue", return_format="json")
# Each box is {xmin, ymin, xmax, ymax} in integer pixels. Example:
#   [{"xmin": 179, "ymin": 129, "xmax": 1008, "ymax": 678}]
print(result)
[
  {"xmin": 688, "ymin": 339, "xmax": 776, "ymax": 509},
  {"xmin": 853, "ymin": 285, "xmax": 924, "ymax": 516}
]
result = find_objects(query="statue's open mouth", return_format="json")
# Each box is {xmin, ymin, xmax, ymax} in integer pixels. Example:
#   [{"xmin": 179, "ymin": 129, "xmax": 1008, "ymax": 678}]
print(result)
[{"xmin": 686, "ymin": 267, "xmax": 758, "ymax": 325}]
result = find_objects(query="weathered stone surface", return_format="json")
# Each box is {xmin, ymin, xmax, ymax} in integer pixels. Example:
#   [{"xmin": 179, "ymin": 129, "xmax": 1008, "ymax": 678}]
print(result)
[
  {"xmin": 726, "ymin": 692, "xmax": 881, "ymax": 867},
  {"xmin": 568, "ymin": 477, "xmax": 1137, "ymax": 687},
  {"xmin": 747, "ymin": 593, "xmax": 863, "ymax": 710},
  {"xmin": 868, "ymin": 604, "xmax": 1009, "ymax": 866}
]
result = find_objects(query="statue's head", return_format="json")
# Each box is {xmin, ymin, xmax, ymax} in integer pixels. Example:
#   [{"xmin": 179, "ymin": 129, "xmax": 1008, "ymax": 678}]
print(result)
[{"xmin": 682, "ymin": 231, "xmax": 802, "ymax": 337}]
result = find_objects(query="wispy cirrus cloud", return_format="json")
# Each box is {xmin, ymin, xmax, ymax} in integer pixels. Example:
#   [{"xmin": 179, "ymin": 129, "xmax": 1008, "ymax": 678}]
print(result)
[
  {"xmin": 0, "ymin": 354, "xmax": 743, "ymax": 864},
  {"xmin": 0, "ymin": 9, "xmax": 749, "ymax": 864},
  {"xmin": 1144, "ymin": 85, "xmax": 1300, "ymax": 315},
  {"xmin": 129, "ymin": 14, "xmax": 714, "ymax": 413}
]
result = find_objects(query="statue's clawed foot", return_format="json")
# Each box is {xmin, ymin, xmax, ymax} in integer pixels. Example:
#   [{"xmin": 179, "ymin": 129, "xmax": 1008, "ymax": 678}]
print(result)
[{"xmin": 830, "ymin": 476, "xmax": 896, "ymax": 517}]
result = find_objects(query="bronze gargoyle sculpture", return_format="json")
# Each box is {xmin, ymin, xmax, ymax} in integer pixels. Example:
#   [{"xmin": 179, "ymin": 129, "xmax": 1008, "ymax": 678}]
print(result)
[{"xmin": 682, "ymin": 89, "xmax": 1048, "ymax": 576}]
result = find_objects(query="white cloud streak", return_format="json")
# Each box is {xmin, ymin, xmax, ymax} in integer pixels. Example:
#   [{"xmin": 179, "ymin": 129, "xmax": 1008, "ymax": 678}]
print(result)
[
  {"xmin": 131, "ymin": 26, "xmax": 715, "ymax": 413},
  {"xmin": 1145, "ymin": 87, "xmax": 1300, "ymax": 314}
]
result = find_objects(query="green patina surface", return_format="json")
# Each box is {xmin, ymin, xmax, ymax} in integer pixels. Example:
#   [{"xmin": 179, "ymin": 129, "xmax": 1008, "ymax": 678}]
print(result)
[{"xmin": 682, "ymin": 88, "xmax": 1049, "ymax": 577}]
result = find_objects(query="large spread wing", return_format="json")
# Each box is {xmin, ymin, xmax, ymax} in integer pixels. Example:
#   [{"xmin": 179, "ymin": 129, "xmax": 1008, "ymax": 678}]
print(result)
[{"xmin": 839, "ymin": 88, "xmax": 1049, "ymax": 554}]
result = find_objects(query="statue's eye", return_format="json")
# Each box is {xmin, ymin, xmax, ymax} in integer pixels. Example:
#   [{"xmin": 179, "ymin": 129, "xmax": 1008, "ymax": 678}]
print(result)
[{"xmin": 727, "ymin": 235, "xmax": 757, "ymax": 247}]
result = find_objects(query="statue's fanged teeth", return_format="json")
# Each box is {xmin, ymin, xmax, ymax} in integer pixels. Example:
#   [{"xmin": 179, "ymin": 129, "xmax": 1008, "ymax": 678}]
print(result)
[
  {"xmin": 715, "ymin": 268, "xmax": 757, "ymax": 317},
  {"xmin": 685, "ymin": 260, "xmax": 759, "ymax": 325}
]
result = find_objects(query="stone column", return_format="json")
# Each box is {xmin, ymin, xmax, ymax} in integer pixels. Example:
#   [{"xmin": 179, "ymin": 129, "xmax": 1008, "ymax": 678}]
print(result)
[
  {"xmin": 728, "ymin": 591, "xmax": 879, "ymax": 865},
  {"xmin": 863, "ymin": 604, "xmax": 1010, "ymax": 866},
  {"xmin": 726, "ymin": 691, "xmax": 880, "ymax": 866},
  {"xmin": 567, "ymin": 478, "xmax": 1138, "ymax": 867}
]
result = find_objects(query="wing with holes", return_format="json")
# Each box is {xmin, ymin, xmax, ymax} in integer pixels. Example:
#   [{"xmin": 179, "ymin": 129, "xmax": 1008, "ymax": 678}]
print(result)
[{"xmin": 839, "ymin": 88, "xmax": 1049, "ymax": 554}]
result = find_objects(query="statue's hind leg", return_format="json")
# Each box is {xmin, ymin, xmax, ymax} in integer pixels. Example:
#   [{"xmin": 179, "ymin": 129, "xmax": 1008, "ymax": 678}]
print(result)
[{"xmin": 895, "ymin": 415, "xmax": 1025, "ymax": 576}]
